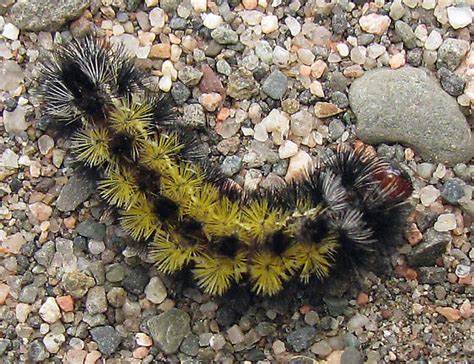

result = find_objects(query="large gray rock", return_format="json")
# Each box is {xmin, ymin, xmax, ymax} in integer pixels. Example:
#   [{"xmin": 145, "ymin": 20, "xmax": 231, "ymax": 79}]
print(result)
[
  {"xmin": 148, "ymin": 308, "xmax": 191, "ymax": 354},
  {"xmin": 349, "ymin": 67, "xmax": 474, "ymax": 165},
  {"xmin": 9, "ymin": 0, "xmax": 90, "ymax": 31}
]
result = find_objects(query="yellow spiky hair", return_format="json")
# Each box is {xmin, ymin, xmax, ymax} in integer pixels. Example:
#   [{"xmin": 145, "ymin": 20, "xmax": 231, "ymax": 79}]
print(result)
[
  {"xmin": 70, "ymin": 127, "xmax": 110, "ymax": 167},
  {"xmin": 193, "ymin": 252, "xmax": 247, "ymax": 296},
  {"xmin": 149, "ymin": 230, "xmax": 205, "ymax": 273}
]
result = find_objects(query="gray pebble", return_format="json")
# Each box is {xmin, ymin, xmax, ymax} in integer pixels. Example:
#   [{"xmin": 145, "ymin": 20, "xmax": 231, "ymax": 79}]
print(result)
[
  {"xmin": 328, "ymin": 72, "xmax": 348, "ymax": 92},
  {"xmin": 436, "ymin": 38, "xmax": 470, "ymax": 71},
  {"xmin": 286, "ymin": 327, "xmax": 317, "ymax": 352},
  {"xmin": 123, "ymin": 266, "xmax": 150, "ymax": 295},
  {"xmin": 106, "ymin": 263, "xmax": 126, "ymax": 283},
  {"xmin": 160, "ymin": 0, "xmax": 179, "ymax": 12},
  {"xmin": 407, "ymin": 48, "xmax": 423, "ymax": 67},
  {"xmin": 332, "ymin": 13, "xmax": 348, "ymax": 35},
  {"xmin": 221, "ymin": 155, "xmax": 242, "ymax": 177},
  {"xmin": 331, "ymin": 91, "xmax": 349, "ymax": 108},
  {"xmin": 90, "ymin": 326, "xmax": 122, "ymax": 356},
  {"xmin": 86, "ymin": 286, "xmax": 107, "ymax": 315},
  {"xmin": 178, "ymin": 66, "xmax": 203, "ymax": 87},
  {"xmin": 440, "ymin": 178, "xmax": 465, "ymax": 204},
  {"xmin": 438, "ymin": 67, "xmax": 465, "ymax": 97},
  {"xmin": 227, "ymin": 68, "xmax": 259, "ymax": 100},
  {"xmin": 463, "ymin": 339, "xmax": 474, "ymax": 356},
  {"xmin": 341, "ymin": 347, "xmax": 363, "ymax": 364},
  {"xmin": 394, "ymin": 21, "xmax": 417, "ymax": 49},
  {"xmin": 417, "ymin": 163, "xmax": 436, "ymax": 180},
  {"xmin": 180, "ymin": 334, "xmax": 200, "ymax": 356},
  {"xmin": 19, "ymin": 284, "xmax": 38, "ymax": 304},
  {"xmin": 148, "ymin": 308, "xmax": 191, "ymax": 354},
  {"xmin": 417, "ymin": 267, "xmax": 446, "ymax": 284},
  {"xmin": 216, "ymin": 59, "xmax": 232, "ymax": 76},
  {"xmin": 211, "ymin": 26, "xmax": 238, "ymax": 45},
  {"xmin": 28, "ymin": 340, "xmax": 48, "ymax": 362},
  {"xmin": 408, "ymin": 228, "xmax": 450, "ymax": 267},
  {"xmin": 262, "ymin": 70, "xmax": 288, "ymax": 100},
  {"xmin": 76, "ymin": 220, "xmax": 106, "ymax": 241},
  {"xmin": 183, "ymin": 104, "xmax": 206, "ymax": 128},
  {"xmin": 255, "ymin": 40, "xmax": 273, "ymax": 64},
  {"xmin": 169, "ymin": 16, "xmax": 187, "ymax": 30},
  {"xmin": 171, "ymin": 81, "xmax": 190, "ymax": 105},
  {"xmin": 0, "ymin": 339, "xmax": 9, "ymax": 356},
  {"xmin": 34, "ymin": 240, "xmax": 55, "ymax": 267},
  {"xmin": 329, "ymin": 119, "xmax": 345, "ymax": 140},
  {"xmin": 56, "ymin": 173, "xmax": 95, "ymax": 212}
]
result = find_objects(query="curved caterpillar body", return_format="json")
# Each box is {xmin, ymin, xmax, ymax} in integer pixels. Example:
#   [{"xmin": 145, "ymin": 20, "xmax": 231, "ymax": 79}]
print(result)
[{"xmin": 38, "ymin": 38, "xmax": 413, "ymax": 296}]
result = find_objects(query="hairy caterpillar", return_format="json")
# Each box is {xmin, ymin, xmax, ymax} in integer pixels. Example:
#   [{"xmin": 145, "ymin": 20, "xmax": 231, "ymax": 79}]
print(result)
[{"xmin": 38, "ymin": 37, "xmax": 413, "ymax": 296}]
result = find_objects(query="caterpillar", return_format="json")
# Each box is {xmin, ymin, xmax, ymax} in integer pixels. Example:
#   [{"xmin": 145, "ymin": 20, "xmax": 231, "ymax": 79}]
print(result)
[{"xmin": 37, "ymin": 37, "xmax": 413, "ymax": 297}]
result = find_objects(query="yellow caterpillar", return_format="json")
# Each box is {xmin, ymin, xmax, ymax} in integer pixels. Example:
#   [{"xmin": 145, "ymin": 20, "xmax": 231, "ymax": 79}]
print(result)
[{"xmin": 38, "ymin": 38, "xmax": 413, "ymax": 296}]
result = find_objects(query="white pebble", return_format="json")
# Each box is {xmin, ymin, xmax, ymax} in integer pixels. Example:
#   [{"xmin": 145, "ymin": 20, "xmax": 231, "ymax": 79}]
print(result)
[
  {"xmin": 149, "ymin": 7, "xmax": 165, "ymax": 28},
  {"xmin": 359, "ymin": 14, "xmax": 391, "ymax": 35},
  {"xmin": 39, "ymin": 297, "xmax": 61, "ymax": 324},
  {"xmin": 414, "ymin": 24, "xmax": 428, "ymax": 42},
  {"xmin": 420, "ymin": 185, "xmax": 440, "ymax": 207},
  {"xmin": 350, "ymin": 46, "xmax": 367, "ymax": 65},
  {"xmin": 112, "ymin": 24, "xmax": 124, "ymax": 36},
  {"xmin": 421, "ymin": 0, "xmax": 436, "ymax": 9},
  {"xmin": 191, "ymin": 0, "xmax": 207, "ymax": 12},
  {"xmin": 285, "ymin": 16, "xmax": 301, "ymax": 36},
  {"xmin": 158, "ymin": 75, "xmax": 172, "ymax": 92},
  {"xmin": 297, "ymin": 48, "xmax": 315, "ymax": 65},
  {"xmin": 309, "ymin": 81, "xmax": 324, "ymax": 97},
  {"xmin": 1, "ymin": 149, "xmax": 19, "ymax": 169},
  {"xmin": 424, "ymin": 29, "xmax": 442, "ymax": 50},
  {"xmin": 403, "ymin": 0, "xmax": 418, "ymax": 8},
  {"xmin": 145, "ymin": 0, "xmax": 158, "ymax": 6},
  {"xmin": 136, "ymin": 45, "xmax": 151, "ymax": 59},
  {"xmin": 43, "ymin": 333, "xmax": 65, "ymax": 354},
  {"xmin": 88, "ymin": 240, "xmax": 105, "ymax": 255},
  {"xmin": 203, "ymin": 13, "xmax": 223, "ymax": 30},
  {"xmin": 135, "ymin": 333, "xmax": 153, "ymax": 347},
  {"xmin": 2, "ymin": 23, "xmax": 19, "ymax": 40},
  {"xmin": 278, "ymin": 140, "xmax": 298, "ymax": 159},
  {"xmin": 254, "ymin": 122, "xmax": 268, "ymax": 142},
  {"xmin": 16, "ymin": 303, "xmax": 31, "ymax": 323},
  {"xmin": 145, "ymin": 276, "xmax": 167, "ymax": 304},
  {"xmin": 336, "ymin": 43, "xmax": 350, "ymax": 57},
  {"xmin": 285, "ymin": 150, "xmax": 312, "ymax": 182},
  {"xmin": 261, "ymin": 15, "xmax": 278, "ymax": 34},
  {"xmin": 240, "ymin": 10, "xmax": 263, "ymax": 26},
  {"xmin": 434, "ymin": 213, "xmax": 457, "ymax": 232},
  {"xmin": 273, "ymin": 46, "xmax": 290, "ymax": 67},
  {"xmin": 162, "ymin": 60, "xmax": 177, "ymax": 81},
  {"xmin": 446, "ymin": 6, "xmax": 472, "ymax": 30},
  {"xmin": 367, "ymin": 43, "xmax": 386, "ymax": 59}
]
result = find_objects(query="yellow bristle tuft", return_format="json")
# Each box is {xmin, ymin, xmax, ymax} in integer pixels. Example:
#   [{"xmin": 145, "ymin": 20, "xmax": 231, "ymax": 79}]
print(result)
[
  {"xmin": 249, "ymin": 250, "xmax": 290, "ymax": 296},
  {"xmin": 109, "ymin": 98, "xmax": 153, "ymax": 138},
  {"xmin": 241, "ymin": 200, "xmax": 289, "ymax": 243},
  {"xmin": 184, "ymin": 182, "xmax": 221, "ymax": 222},
  {"xmin": 193, "ymin": 252, "xmax": 247, "ymax": 296},
  {"xmin": 139, "ymin": 133, "xmax": 183, "ymax": 173},
  {"xmin": 120, "ymin": 196, "xmax": 160, "ymax": 240},
  {"xmin": 202, "ymin": 196, "xmax": 243, "ymax": 239},
  {"xmin": 298, "ymin": 237, "xmax": 338, "ymax": 283},
  {"xmin": 160, "ymin": 164, "xmax": 203, "ymax": 208},
  {"xmin": 98, "ymin": 167, "xmax": 139, "ymax": 208},
  {"xmin": 149, "ymin": 230, "xmax": 204, "ymax": 274},
  {"xmin": 71, "ymin": 127, "xmax": 110, "ymax": 167}
]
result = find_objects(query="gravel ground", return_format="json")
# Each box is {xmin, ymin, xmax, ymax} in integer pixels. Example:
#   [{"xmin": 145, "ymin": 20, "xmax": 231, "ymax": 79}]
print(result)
[{"xmin": 0, "ymin": 0, "xmax": 473, "ymax": 363}]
